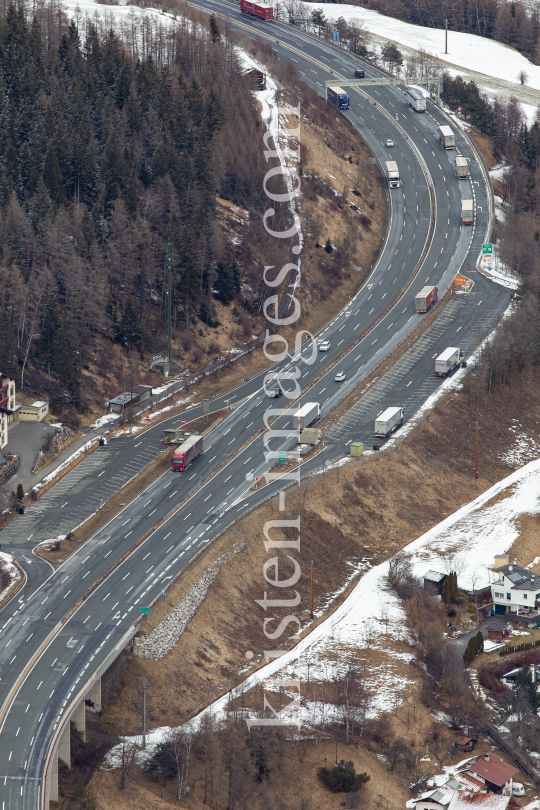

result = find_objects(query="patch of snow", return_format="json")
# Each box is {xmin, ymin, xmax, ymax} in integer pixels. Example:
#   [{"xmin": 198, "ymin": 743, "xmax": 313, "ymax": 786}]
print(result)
[
  {"xmin": 478, "ymin": 244, "xmax": 520, "ymax": 290},
  {"xmin": 499, "ymin": 425, "xmax": 540, "ymax": 467},
  {"xmin": 89, "ymin": 414, "xmax": 115, "ymax": 430},
  {"xmin": 490, "ymin": 164, "xmax": 509, "ymax": 183},
  {"xmin": 0, "ymin": 552, "xmax": 22, "ymax": 600},
  {"xmin": 139, "ymin": 396, "xmax": 192, "ymax": 423}
]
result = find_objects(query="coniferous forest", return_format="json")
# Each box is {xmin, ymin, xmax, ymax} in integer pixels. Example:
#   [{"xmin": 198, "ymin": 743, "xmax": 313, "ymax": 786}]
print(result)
[{"xmin": 0, "ymin": 3, "xmax": 268, "ymax": 415}]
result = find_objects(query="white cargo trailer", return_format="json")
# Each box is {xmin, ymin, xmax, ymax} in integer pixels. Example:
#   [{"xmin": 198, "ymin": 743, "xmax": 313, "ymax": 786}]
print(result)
[
  {"xmin": 438, "ymin": 125, "xmax": 455, "ymax": 149},
  {"xmin": 435, "ymin": 347, "xmax": 462, "ymax": 376},
  {"xmin": 455, "ymin": 155, "xmax": 469, "ymax": 178},
  {"xmin": 292, "ymin": 402, "xmax": 320, "ymax": 431},
  {"xmin": 462, "ymin": 199, "xmax": 473, "ymax": 225},
  {"xmin": 406, "ymin": 87, "xmax": 426, "ymax": 112},
  {"xmin": 374, "ymin": 407, "xmax": 404, "ymax": 437},
  {"xmin": 385, "ymin": 160, "xmax": 401, "ymax": 188}
]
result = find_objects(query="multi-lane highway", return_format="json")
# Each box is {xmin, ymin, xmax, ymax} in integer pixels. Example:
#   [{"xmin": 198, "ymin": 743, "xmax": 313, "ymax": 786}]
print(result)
[{"xmin": 0, "ymin": 7, "xmax": 511, "ymax": 808}]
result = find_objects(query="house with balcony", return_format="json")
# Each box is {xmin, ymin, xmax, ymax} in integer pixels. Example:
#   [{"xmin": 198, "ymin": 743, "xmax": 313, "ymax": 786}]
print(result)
[
  {"xmin": 0, "ymin": 373, "xmax": 16, "ymax": 449},
  {"xmin": 491, "ymin": 560, "xmax": 540, "ymax": 625}
]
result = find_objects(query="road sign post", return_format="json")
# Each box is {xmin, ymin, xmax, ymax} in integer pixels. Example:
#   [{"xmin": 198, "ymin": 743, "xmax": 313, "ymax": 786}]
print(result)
[
  {"xmin": 278, "ymin": 452, "xmax": 286, "ymax": 464},
  {"xmin": 141, "ymin": 607, "xmax": 151, "ymax": 615},
  {"xmin": 482, "ymin": 243, "xmax": 492, "ymax": 255}
]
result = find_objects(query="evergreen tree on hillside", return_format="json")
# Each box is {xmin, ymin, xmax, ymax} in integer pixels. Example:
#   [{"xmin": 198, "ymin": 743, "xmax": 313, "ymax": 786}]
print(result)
[
  {"xmin": 214, "ymin": 245, "xmax": 241, "ymax": 304},
  {"xmin": 41, "ymin": 298, "xmax": 79, "ymax": 402},
  {"xmin": 0, "ymin": 4, "xmax": 266, "ymax": 407},
  {"xmin": 209, "ymin": 14, "xmax": 221, "ymax": 43},
  {"xmin": 0, "ymin": 307, "xmax": 17, "ymax": 376}
]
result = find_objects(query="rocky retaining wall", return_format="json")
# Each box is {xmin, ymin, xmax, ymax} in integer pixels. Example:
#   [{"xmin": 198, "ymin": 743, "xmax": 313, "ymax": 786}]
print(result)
[{"xmin": 133, "ymin": 537, "xmax": 246, "ymax": 660}]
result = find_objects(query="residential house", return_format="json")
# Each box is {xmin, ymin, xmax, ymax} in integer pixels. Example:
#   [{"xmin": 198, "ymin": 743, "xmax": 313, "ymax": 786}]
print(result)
[
  {"xmin": 500, "ymin": 664, "xmax": 540, "ymax": 686},
  {"xmin": 447, "ymin": 791, "xmax": 516, "ymax": 810},
  {"xmin": 0, "ymin": 373, "xmax": 16, "ymax": 449},
  {"xmin": 463, "ymin": 753, "xmax": 518, "ymax": 796},
  {"xmin": 491, "ymin": 561, "xmax": 540, "ymax": 625},
  {"xmin": 411, "ymin": 784, "xmax": 459, "ymax": 810}
]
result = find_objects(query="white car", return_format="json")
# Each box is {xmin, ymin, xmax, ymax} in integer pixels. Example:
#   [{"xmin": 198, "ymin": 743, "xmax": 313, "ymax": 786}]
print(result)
[
  {"xmin": 318, "ymin": 340, "xmax": 330, "ymax": 351},
  {"xmin": 512, "ymin": 784, "xmax": 526, "ymax": 797},
  {"xmin": 386, "ymin": 139, "xmax": 395, "ymax": 147},
  {"xmin": 335, "ymin": 372, "xmax": 346, "ymax": 382}
]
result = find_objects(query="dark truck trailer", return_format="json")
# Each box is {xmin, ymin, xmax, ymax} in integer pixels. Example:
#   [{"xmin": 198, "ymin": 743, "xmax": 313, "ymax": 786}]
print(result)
[
  {"xmin": 327, "ymin": 86, "xmax": 350, "ymax": 110},
  {"xmin": 171, "ymin": 434, "xmax": 203, "ymax": 472},
  {"xmin": 240, "ymin": 0, "xmax": 274, "ymax": 19}
]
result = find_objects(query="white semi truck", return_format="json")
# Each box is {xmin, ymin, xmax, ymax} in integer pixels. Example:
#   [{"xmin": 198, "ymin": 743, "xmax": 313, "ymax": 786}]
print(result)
[
  {"xmin": 455, "ymin": 155, "xmax": 469, "ymax": 178},
  {"xmin": 438, "ymin": 125, "xmax": 455, "ymax": 149},
  {"xmin": 406, "ymin": 87, "xmax": 426, "ymax": 112},
  {"xmin": 292, "ymin": 402, "xmax": 320, "ymax": 431},
  {"xmin": 385, "ymin": 160, "xmax": 401, "ymax": 188},
  {"xmin": 435, "ymin": 347, "xmax": 463, "ymax": 376},
  {"xmin": 374, "ymin": 407, "xmax": 404, "ymax": 437}
]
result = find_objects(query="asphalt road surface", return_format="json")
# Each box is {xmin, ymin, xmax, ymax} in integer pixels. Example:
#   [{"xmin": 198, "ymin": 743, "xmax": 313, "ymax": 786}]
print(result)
[{"xmin": 0, "ymin": 10, "xmax": 510, "ymax": 808}]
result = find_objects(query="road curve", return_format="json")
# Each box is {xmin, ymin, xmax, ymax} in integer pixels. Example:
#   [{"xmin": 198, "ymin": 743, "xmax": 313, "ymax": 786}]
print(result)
[{"xmin": 0, "ymin": 10, "xmax": 507, "ymax": 808}]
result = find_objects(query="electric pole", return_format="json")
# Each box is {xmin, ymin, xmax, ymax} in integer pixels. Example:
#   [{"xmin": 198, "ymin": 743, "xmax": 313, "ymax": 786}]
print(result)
[
  {"xmin": 445, "ymin": 17, "xmax": 448, "ymax": 54},
  {"xmin": 165, "ymin": 242, "xmax": 173, "ymax": 375},
  {"xmin": 140, "ymin": 677, "xmax": 151, "ymax": 748}
]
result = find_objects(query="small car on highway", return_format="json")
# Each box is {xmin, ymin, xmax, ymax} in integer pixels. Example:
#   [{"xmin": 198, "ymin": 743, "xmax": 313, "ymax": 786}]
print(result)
[
  {"xmin": 335, "ymin": 371, "xmax": 346, "ymax": 382},
  {"xmin": 318, "ymin": 340, "xmax": 330, "ymax": 351},
  {"xmin": 354, "ymin": 69, "xmax": 365, "ymax": 78},
  {"xmin": 386, "ymin": 139, "xmax": 395, "ymax": 147},
  {"xmin": 265, "ymin": 379, "xmax": 282, "ymax": 397}
]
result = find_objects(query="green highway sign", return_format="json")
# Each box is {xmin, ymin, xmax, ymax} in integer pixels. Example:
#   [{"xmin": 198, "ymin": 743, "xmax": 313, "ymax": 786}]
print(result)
[
  {"xmin": 141, "ymin": 607, "xmax": 151, "ymax": 615},
  {"xmin": 482, "ymin": 243, "xmax": 492, "ymax": 254},
  {"xmin": 279, "ymin": 452, "xmax": 286, "ymax": 463}
]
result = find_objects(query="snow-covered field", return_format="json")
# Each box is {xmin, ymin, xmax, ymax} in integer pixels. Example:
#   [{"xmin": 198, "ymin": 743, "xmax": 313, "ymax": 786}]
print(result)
[{"xmin": 303, "ymin": 2, "xmax": 540, "ymax": 99}]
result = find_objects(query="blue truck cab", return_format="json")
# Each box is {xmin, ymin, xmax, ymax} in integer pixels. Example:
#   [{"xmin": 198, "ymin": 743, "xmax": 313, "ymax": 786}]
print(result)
[{"xmin": 327, "ymin": 86, "xmax": 350, "ymax": 110}]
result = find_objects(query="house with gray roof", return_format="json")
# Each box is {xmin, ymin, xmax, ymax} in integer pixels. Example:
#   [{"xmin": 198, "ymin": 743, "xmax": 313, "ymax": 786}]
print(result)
[{"xmin": 491, "ymin": 561, "xmax": 540, "ymax": 624}]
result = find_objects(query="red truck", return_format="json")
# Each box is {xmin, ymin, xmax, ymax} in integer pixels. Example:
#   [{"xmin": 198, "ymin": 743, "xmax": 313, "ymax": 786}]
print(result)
[
  {"xmin": 414, "ymin": 285, "xmax": 438, "ymax": 313},
  {"xmin": 171, "ymin": 434, "xmax": 203, "ymax": 472},
  {"xmin": 240, "ymin": 0, "xmax": 274, "ymax": 20}
]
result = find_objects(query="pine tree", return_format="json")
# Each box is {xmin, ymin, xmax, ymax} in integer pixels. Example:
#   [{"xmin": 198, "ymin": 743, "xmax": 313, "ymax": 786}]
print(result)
[
  {"xmin": 215, "ymin": 246, "xmax": 241, "ymax": 304},
  {"xmin": 119, "ymin": 299, "xmax": 142, "ymax": 356},
  {"xmin": 43, "ymin": 142, "xmax": 63, "ymax": 205},
  {"xmin": 443, "ymin": 577, "xmax": 452, "ymax": 608},
  {"xmin": 209, "ymin": 14, "xmax": 221, "ymax": 43},
  {"xmin": 0, "ymin": 307, "xmax": 17, "ymax": 376}
]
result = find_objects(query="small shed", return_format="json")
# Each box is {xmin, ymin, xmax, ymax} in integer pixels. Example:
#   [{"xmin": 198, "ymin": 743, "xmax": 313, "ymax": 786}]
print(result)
[
  {"xmin": 18, "ymin": 400, "xmax": 49, "ymax": 422},
  {"xmin": 108, "ymin": 391, "xmax": 140, "ymax": 413},
  {"xmin": 423, "ymin": 570, "xmax": 447, "ymax": 595},
  {"xmin": 454, "ymin": 737, "xmax": 477, "ymax": 753},
  {"xmin": 487, "ymin": 624, "xmax": 508, "ymax": 642},
  {"xmin": 350, "ymin": 442, "xmax": 364, "ymax": 457},
  {"xmin": 132, "ymin": 384, "xmax": 153, "ymax": 403},
  {"xmin": 243, "ymin": 67, "xmax": 266, "ymax": 91}
]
